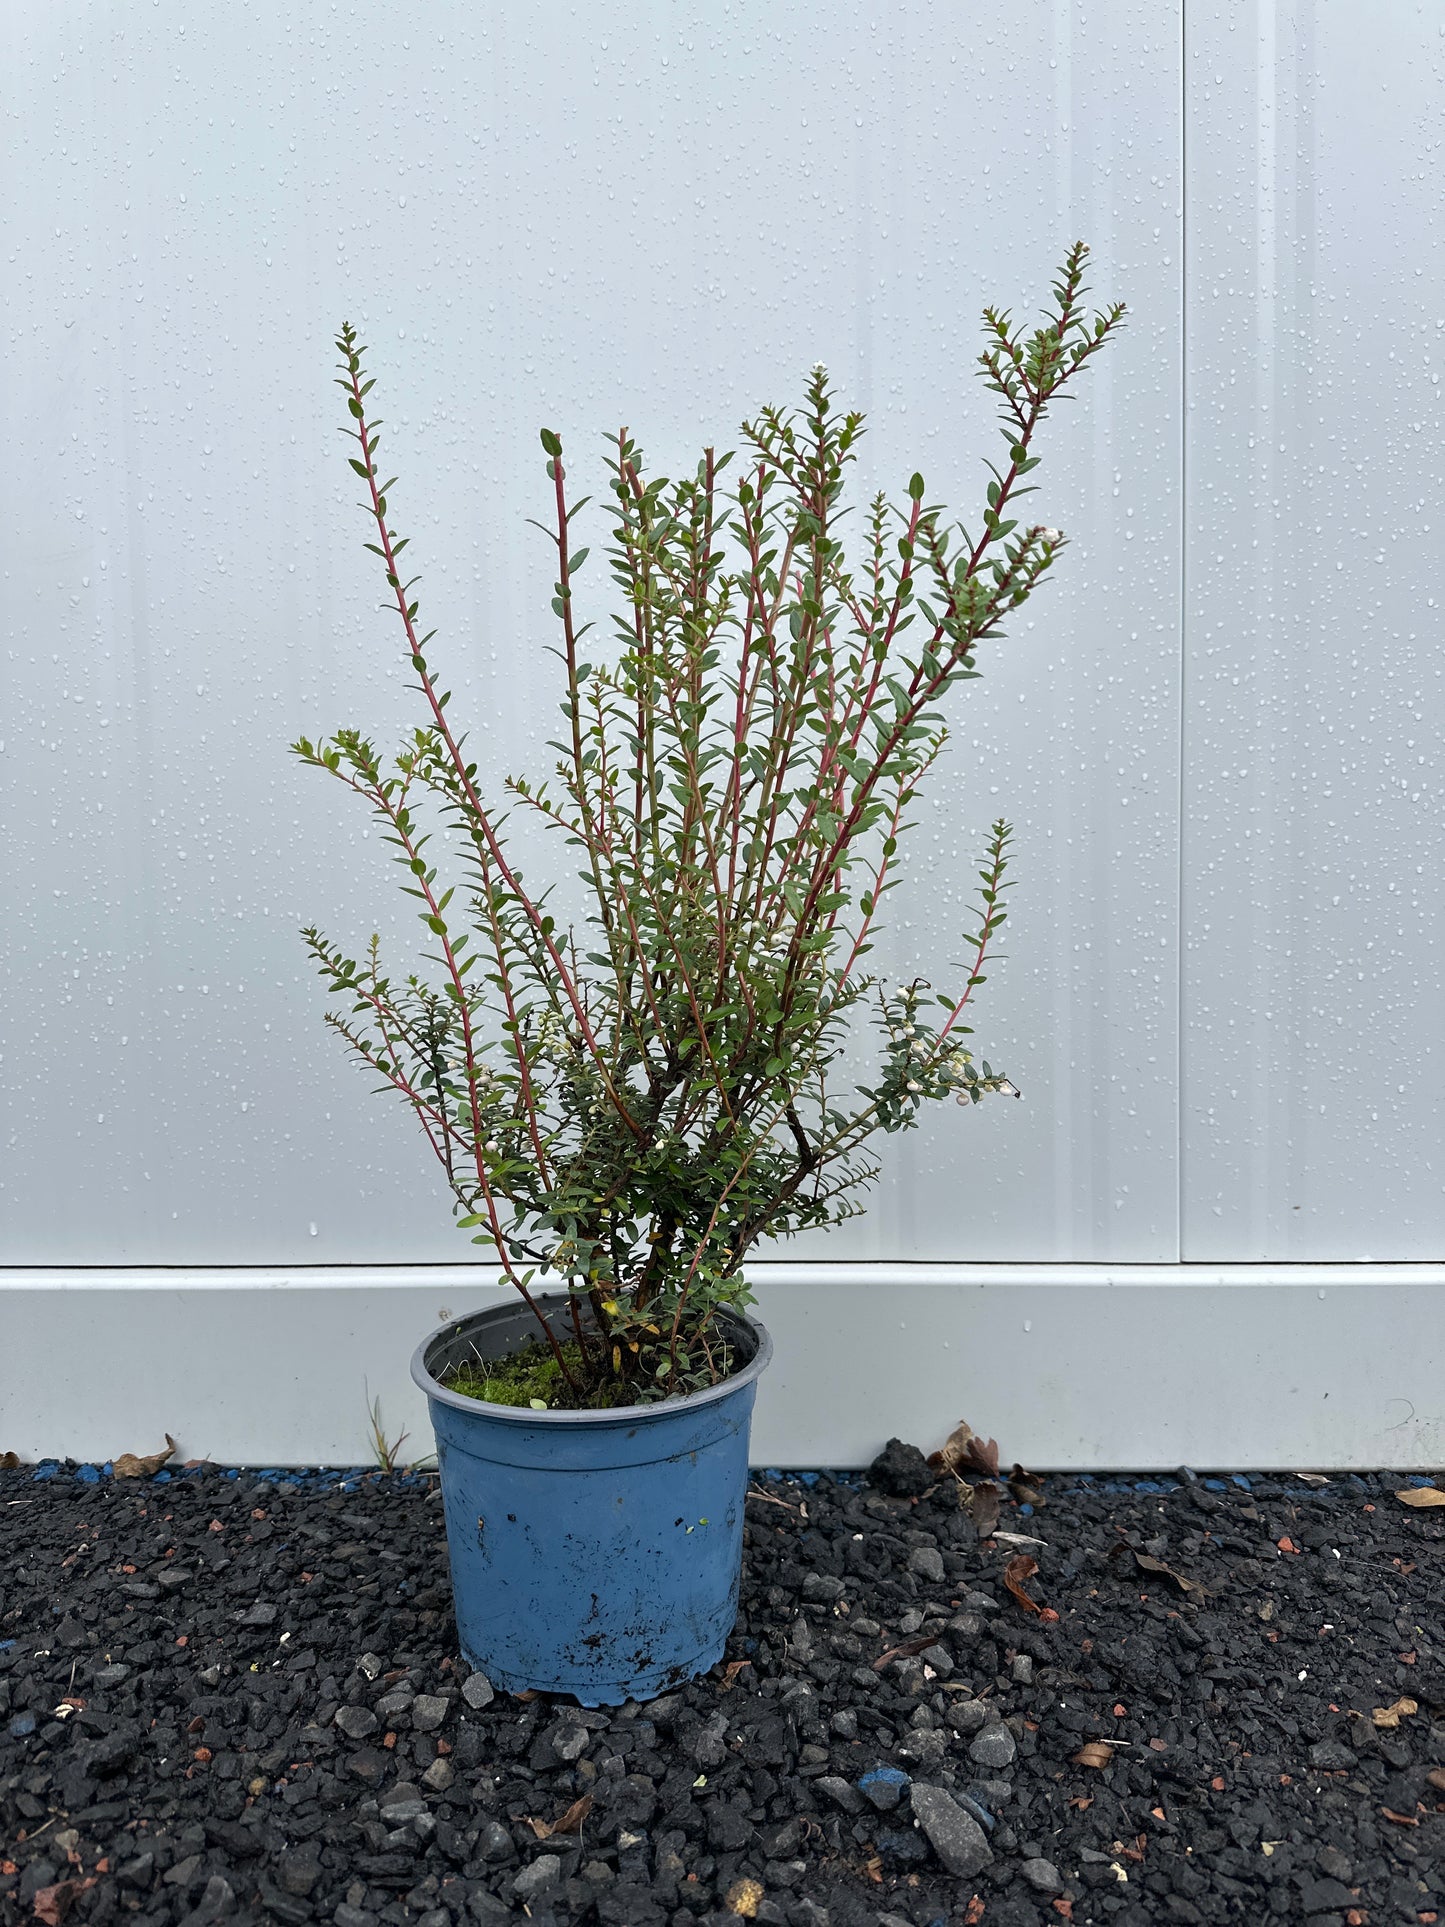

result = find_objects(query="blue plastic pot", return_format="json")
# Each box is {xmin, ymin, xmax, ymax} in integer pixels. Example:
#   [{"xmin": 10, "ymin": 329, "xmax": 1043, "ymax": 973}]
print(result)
[{"xmin": 411, "ymin": 1292, "xmax": 772, "ymax": 1706}]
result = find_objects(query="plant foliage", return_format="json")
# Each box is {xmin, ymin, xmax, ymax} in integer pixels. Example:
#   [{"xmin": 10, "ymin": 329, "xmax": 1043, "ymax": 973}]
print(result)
[{"xmin": 293, "ymin": 243, "xmax": 1124, "ymax": 1406}]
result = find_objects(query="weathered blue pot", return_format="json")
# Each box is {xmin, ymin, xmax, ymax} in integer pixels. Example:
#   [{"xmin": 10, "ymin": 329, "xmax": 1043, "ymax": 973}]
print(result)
[{"xmin": 411, "ymin": 1292, "xmax": 772, "ymax": 1706}]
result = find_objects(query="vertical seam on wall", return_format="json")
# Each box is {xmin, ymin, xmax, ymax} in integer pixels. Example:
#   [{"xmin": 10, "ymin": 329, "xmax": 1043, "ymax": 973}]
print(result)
[{"xmin": 1177, "ymin": 0, "xmax": 1187, "ymax": 1265}]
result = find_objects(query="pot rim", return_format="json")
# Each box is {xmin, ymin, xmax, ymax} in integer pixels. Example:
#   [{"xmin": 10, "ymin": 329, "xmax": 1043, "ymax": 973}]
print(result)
[{"xmin": 410, "ymin": 1290, "xmax": 773, "ymax": 1427}]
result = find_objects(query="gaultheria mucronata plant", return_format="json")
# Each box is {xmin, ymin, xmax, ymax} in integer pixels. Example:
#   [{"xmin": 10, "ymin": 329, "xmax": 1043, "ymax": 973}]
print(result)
[{"xmin": 293, "ymin": 242, "xmax": 1124, "ymax": 1406}]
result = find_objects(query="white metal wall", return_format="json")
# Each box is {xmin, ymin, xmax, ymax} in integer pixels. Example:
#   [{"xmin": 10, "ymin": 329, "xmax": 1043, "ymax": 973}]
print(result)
[
  {"xmin": 2, "ymin": 4, "xmax": 1443, "ymax": 1465},
  {"xmin": 2, "ymin": 0, "xmax": 1182, "ymax": 1266},
  {"xmin": 1183, "ymin": 3, "xmax": 1445, "ymax": 1258}
]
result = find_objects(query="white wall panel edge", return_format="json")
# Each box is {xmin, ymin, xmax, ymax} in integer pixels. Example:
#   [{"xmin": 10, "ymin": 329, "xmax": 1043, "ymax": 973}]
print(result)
[{"xmin": 4, "ymin": 1265, "xmax": 1441, "ymax": 1470}]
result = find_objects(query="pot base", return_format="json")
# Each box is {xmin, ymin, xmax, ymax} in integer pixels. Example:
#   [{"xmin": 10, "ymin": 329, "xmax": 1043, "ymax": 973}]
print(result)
[{"xmin": 458, "ymin": 1629, "xmax": 729, "ymax": 1708}]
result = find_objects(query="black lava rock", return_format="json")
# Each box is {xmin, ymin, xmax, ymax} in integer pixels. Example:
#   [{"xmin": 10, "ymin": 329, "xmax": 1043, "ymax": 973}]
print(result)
[
  {"xmin": 866, "ymin": 1437, "xmax": 934, "ymax": 1498},
  {"xmin": 2, "ymin": 1459, "xmax": 1444, "ymax": 1927}
]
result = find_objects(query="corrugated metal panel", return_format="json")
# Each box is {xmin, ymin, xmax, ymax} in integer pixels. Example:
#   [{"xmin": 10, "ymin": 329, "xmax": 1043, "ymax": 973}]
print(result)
[
  {"xmin": 6, "ymin": 2, "xmax": 1173, "ymax": 1265},
  {"xmin": 1182, "ymin": 5, "xmax": 1445, "ymax": 1257}
]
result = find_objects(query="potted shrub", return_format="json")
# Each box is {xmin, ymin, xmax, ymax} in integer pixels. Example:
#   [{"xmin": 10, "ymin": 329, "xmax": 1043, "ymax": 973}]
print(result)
[{"xmin": 294, "ymin": 242, "xmax": 1124, "ymax": 1704}]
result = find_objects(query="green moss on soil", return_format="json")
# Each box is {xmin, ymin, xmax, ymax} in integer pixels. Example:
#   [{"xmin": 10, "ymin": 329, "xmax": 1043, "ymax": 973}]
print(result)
[{"xmin": 442, "ymin": 1339, "xmax": 632, "ymax": 1411}]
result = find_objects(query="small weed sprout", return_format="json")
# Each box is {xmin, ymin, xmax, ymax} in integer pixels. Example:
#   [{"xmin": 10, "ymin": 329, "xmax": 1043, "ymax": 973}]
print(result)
[{"xmin": 364, "ymin": 1387, "xmax": 410, "ymax": 1474}]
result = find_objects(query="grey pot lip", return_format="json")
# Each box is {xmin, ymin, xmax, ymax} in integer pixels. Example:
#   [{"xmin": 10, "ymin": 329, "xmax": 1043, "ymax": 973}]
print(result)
[{"xmin": 410, "ymin": 1290, "xmax": 773, "ymax": 1427}]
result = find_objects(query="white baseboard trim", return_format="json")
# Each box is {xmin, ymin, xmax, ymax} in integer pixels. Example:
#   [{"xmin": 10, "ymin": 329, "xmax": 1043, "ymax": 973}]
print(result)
[{"xmin": 3, "ymin": 1263, "xmax": 1442, "ymax": 1471}]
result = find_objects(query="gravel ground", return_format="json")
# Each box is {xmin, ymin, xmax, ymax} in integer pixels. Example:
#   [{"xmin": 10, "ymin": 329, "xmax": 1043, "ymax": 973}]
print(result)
[{"xmin": 2, "ymin": 1449, "xmax": 1444, "ymax": 1927}]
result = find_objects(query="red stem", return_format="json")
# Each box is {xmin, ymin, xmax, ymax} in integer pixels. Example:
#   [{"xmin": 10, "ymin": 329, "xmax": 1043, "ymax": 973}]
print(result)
[{"xmin": 340, "ymin": 349, "xmax": 644, "ymax": 1145}]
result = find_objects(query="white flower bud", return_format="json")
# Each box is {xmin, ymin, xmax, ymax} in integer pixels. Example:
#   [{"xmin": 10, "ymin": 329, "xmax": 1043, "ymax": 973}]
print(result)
[{"xmin": 1039, "ymin": 527, "xmax": 1062, "ymax": 545}]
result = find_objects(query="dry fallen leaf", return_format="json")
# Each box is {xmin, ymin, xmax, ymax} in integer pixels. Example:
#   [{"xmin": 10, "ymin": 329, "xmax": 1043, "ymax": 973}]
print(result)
[
  {"xmin": 525, "ymin": 1792, "xmax": 593, "ymax": 1839},
  {"xmin": 1133, "ymin": 1551, "xmax": 1205, "ymax": 1600},
  {"xmin": 970, "ymin": 1481, "xmax": 1002, "ymax": 1539},
  {"xmin": 1395, "ymin": 1486, "xmax": 1445, "ymax": 1509},
  {"xmin": 929, "ymin": 1418, "xmax": 1002, "ymax": 1482},
  {"xmin": 1426, "ymin": 1766, "xmax": 1445, "ymax": 1793},
  {"xmin": 0, "ymin": 1451, "xmax": 19, "ymax": 1471},
  {"xmin": 872, "ymin": 1633, "xmax": 940, "ymax": 1673},
  {"xmin": 1295, "ymin": 1472, "xmax": 1330, "ymax": 1487},
  {"xmin": 1001, "ymin": 1552, "xmax": 1060, "ymax": 1622},
  {"xmin": 552, "ymin": 1792, "xmax": 594, "ymax": 1833},
  {"xmin": 1003, "ymin": 1553, "xmax": 1046, "ymax": 1615},
  {"xmin": 1381, "ymin": 1805, "xmax": 1420, "ymax": 1826},
  {"xmin": 1072, "ymin": 1741, "xmax": 1115, "ymax": 1769},
  {"xmin": 112, "ymin": 1434, "xmax": 177, "ymax": 1479},
  {"xmin": 33, "ymin": 1879, "xmax": 98, "ymax": 1926},
  {"xmin": 1371, "ymin": 1696, "xmax": 1418, "ymax": 1730},
  {"xmin": 717, "ymin": 1658, "xmax": 753, "ymax": 1692},
  {"xmin": 1008, "ymin": 1463, "xmax": 1046, "ymax": 1508},
  {"xmin": 963, "ymin": 1899, "xmax": 986, "ymax": 1927},
  {"xmin": 928, "ymin": 1418, "xmax": 975, "ymax": 1474}
]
